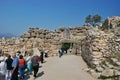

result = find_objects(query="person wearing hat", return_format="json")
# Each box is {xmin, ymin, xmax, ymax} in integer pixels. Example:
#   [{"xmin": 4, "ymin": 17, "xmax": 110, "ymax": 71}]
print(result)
[{"xmin": 0, "ymin": 56, "xmax": 6, "ymax": 80}]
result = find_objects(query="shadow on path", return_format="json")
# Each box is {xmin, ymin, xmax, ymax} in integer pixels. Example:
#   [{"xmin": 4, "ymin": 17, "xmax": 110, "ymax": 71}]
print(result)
[
  {"xmin": 24, "ymin": 74, "xmax": 30, "ymax": 80},
  {"xmin": 36, "ymin": 71, "xmax": 44, "ymax": 78},
  {"xmin": 39, "ymin": 65, "xmax": 42, "ymax": 68}
]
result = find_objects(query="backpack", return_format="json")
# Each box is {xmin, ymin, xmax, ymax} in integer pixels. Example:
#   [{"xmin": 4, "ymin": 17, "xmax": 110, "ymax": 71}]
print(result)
[{"xmin": 31, "ymin": 56, "xmax": 39, "ymax": 67}]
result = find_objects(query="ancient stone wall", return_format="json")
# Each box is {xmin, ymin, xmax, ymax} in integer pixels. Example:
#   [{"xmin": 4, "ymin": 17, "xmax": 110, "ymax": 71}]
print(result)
[
  {"xmin": 102, "ymin": 16, "xmax": 120, "ymax": 30},
  {"xmin": 0, "ymin": 26, "xmax": 87, "ymax": 56},
  {"xmin": 81, "ymin": 27, "xmax": 120, "ymax": 67},
  {"xmin": 0, "ymin": 16, "xmax": 119, "ymax": 67}
]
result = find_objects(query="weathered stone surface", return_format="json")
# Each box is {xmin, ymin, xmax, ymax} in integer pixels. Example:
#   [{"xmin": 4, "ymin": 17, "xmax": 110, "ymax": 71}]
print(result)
[
  {"xmin": 96, "ymin": 66, "xmax": 104, "ymax": 72},
  {"xmin": 114, "ymin": 70, "xmax": 120, "ymax": 75},
  {"xmin": 101, "ymin": 68, "xmax": 114, "ymax": 77},
  {"xmin": 116, "ymin": 62, "xmax": 120, "ymax": 66},
  {"xmin": 110, "ymin": 58, "xmax": 118, "ymax": 63},
  {"xmin": 102, "ymin": 16, "xmax": 120, "ymax": 30},
  {"xmin": 81, "ymin": 24, "xmax": 120, "ymax": 69}
]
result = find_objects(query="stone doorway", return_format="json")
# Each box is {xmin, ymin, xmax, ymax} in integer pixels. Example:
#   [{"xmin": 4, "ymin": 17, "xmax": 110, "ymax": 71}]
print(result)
[{"xmin": 61, "ymin": 42, "xmax": 73, "ymax": 54}]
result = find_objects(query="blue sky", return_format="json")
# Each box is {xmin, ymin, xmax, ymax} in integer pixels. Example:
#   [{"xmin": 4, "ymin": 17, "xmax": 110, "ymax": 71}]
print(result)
[{"xmin": 0, "ymin": 0, "xmax": 120, "ymax": 35}]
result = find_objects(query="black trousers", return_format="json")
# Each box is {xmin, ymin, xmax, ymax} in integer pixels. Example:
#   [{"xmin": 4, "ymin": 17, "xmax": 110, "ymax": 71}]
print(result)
[
  {"xmin": 40, "ymin": 57, "xmax": 44, "ymax": 63},
  {"xmin": 32, "ymin": 65, "xmax": 39, "ymax": 77},
  {"xmin": 11, "ymin": 67, "xmax": 18, "ymax": 80},
  {"xmin": 45, "ymin": 53, "xmax": 48, "ymax": 57}
]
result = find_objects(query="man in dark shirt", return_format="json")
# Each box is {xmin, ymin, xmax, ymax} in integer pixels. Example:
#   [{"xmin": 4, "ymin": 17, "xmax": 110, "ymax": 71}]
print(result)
[
  {"xmin": 5, "ymin": 55, "xmax": 13, "ymax": 80},
  {"xmin": 31, "ymin": 55, "xmax": 39, "ymax": 78}
]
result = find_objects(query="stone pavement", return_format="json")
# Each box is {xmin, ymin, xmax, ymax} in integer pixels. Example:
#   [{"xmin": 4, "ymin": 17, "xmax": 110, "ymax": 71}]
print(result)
[{"xmin": 28, "ymin": 55, "xmax": 96, "ymax": 80}]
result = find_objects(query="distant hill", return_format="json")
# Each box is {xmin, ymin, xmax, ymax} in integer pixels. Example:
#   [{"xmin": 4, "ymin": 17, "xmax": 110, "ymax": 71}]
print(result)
[{"xmin": 0, "ymin": 33, "xmax": 16, "ymax": 38}]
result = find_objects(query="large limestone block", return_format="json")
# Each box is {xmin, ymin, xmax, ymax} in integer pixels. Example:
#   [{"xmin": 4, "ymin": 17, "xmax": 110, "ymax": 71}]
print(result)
[
  {"xmin": 115, "ymin": 62, "xmax": 120, "ymax": 66},
  {"xmin": 91, "ymin": 60, "xmax": 100, "ymax": 65},
  {"xmin": 110, "ymin": 58, "xmax": 118, "ymax": 63},
  {"xmin": 92, "ymin": 52, "xmax": 102, "ymax": 56},
  {"xmin": 96, "ymin": 66, "xmax": 104, "ymax": 72},
  {"xmin": 92, "ymin": 47, "xmax": 100, "ymax": 51},
  {"xmin": 101, "ymin": 68, "xmax": 114, "ymax": 77}
]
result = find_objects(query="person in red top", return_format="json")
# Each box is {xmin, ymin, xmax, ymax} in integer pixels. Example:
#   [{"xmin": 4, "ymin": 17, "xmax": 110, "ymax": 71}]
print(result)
[{"xmin": 19, "ymin": 55, "xmax": 26, "ymax": 80}]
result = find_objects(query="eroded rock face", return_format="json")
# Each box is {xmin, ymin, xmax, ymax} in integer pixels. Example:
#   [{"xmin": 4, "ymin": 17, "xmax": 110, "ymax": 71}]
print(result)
[
  {"xmin": 80, "ymin": 26, "xmax": 120, "ymax": 79},
  {"xmin": 81, "ymin": 27, "xmax": 120, "ymax": 67},
  {"xmin": 102, "ymin": 16, "xmax": 120, "ymax": 30}
]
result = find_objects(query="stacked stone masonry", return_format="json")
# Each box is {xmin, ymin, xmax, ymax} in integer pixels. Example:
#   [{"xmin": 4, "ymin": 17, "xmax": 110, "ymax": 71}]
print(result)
[{"xmin": 0, "ymin": 16, "xmax": 120, "ymax": 68}]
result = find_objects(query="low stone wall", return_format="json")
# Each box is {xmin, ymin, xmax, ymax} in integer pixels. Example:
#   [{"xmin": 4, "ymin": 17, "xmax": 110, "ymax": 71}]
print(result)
[
  {"xmin": 81, "ymin": 28, "xmax": 120, "ymax": 66},
  {"xmin": 81, "ymin": 27, "xmax": 120, "ymax": 67},
  {"xmin": 80, "ymin": 27, "xmax": 120, "ymax": 79},
  {"xmin": 81, "ymin": 28, "xmax": 104, "ymax": 67}
]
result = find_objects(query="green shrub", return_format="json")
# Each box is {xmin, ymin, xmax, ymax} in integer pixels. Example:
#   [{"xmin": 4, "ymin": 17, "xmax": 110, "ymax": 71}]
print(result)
[{"xmin": 62, "ymin": 43, "xmax": 70, "ymax": 51}]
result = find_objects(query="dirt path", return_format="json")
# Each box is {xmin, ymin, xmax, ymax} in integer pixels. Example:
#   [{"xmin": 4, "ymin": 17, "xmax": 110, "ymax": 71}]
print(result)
[{"xmin": 28, "ymin": 55, "xmax": 96, "ymax": 80}]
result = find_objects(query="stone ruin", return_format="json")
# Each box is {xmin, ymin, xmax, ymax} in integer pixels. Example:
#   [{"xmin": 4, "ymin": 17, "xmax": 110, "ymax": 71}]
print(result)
[
  {"xmin": 102, "ymin": 16, "xmax": 120, "ymax": 30},
  {"xmin": 81, "ymin": 17, "xmax": 120, "ymax": 79},
  {"xmin": 20, "ymin": 27, "xmax": 87, "ymax": 56},
  {"xmin": 81, "ymin": 27, "xmax": 120, "ymax": 65},
  {"xmin": 0, "ymin": 16, "xmax": 120, "ymax": 79},
  {"xmin": 0, "ymin": 26, "xmax": 87, "ymax": 56}
]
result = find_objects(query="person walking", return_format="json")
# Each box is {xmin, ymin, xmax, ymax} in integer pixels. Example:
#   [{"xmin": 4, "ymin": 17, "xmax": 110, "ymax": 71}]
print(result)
[
  {"xmin": 58, "ymin": 48, "xmax": 63, "ymax": 58},
  {"xmin": 26, "ymin": 54, "xmax": 32, "ymax": 74},
  {"xmin": 5, "ymin": 55, "xmax": 13, "ymax": 80},
  {"xmin": 40, "ymin": 51, "xmax": 44, "ymax": 63},
  {"xmin": 19, "ymin": 55, "xmax": 26, "ymax": 80},
  {"xmin": 31, "ymin": 55, "xmax": 39, "ymax": 78},
  {"xmin": 44, "ymin": 49, "xmax": 49, "ymax": 58},
  {"xmin": 0, "ymin": 56, "xmax": 6, "ymax": 80},
  {"xmin": 11, "ymin": 53, "xmax": 19, "ymax": 80}
]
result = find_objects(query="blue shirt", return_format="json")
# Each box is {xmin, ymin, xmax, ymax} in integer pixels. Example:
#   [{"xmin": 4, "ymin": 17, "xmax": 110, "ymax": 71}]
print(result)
[
  {"xmin": 59, "ymin": 49, "xmax": 63, "ymax": 53},
  {"xmin": 12, "ymin": 57, "xmax": 19, "ymax": 67}
]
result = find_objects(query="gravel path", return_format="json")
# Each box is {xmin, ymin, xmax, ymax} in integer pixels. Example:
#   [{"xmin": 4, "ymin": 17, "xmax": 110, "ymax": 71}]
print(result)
[{"xmin": 28, "ymin": 55, "xmax": 96, "ymax": 80}]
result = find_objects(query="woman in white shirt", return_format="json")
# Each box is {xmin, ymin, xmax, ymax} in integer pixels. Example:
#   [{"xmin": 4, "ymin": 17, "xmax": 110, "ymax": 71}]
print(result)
[{"xmin": 0, "ymin": 56, "xmax": 6, "ymax": 80}]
